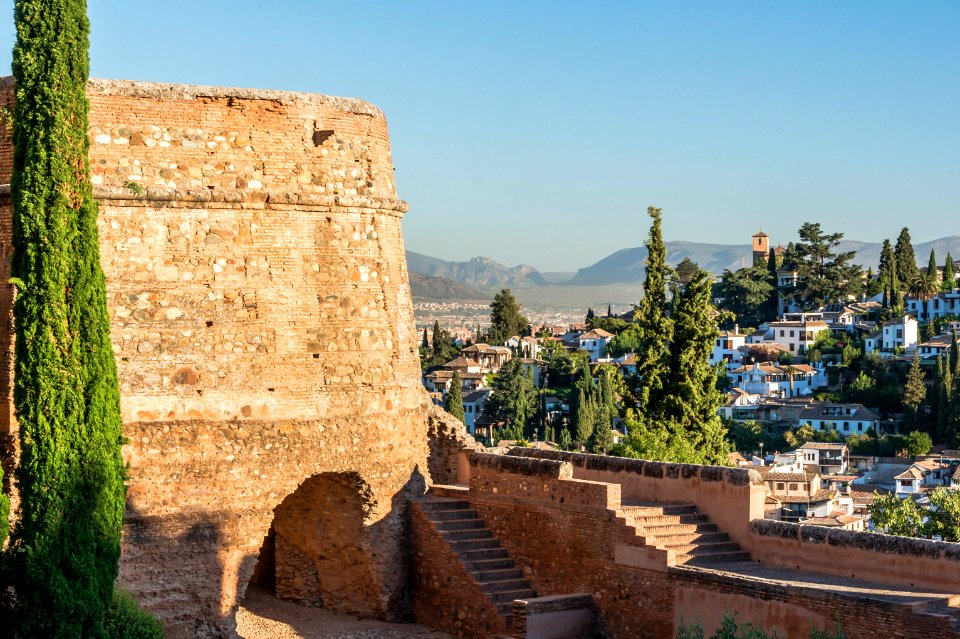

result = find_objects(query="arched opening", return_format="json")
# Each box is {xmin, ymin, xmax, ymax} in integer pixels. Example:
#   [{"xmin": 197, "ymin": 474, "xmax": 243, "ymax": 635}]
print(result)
[{"xmin": 247, "ymin": 472, "xmax": 385, "ymax": 617}]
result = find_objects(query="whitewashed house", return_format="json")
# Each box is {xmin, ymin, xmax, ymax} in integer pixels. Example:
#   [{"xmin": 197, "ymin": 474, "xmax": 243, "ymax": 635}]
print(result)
[
  {"xmin": 894, "ymin": 459, "xmax": 952, "ymax": 497},
  {"xmin": 881, "ymin": 315, "xmax": 918, "ymax": 353},
  {"xmin": 727, "ymin": 362, "xmax": 826, "ymax": 397},
  {"xmin": 767, "ymin": 320, "xmax": 829, "ymax": 356},
  {"xmin": 799, "ymin": 442, "xmax": 849, "ymax": 475},
  {"xmin": 577, "ymin": 328, "xmax": 614, "ymax": 362},
  {"xmin": 461, "ymin": 389, "xmax": 492, "ymax": 435},
  {"xmin": 709, "ymin": 330, "xmax": 747, "ymax": 369},
  {"xmin": 798, "ymin": 403, "xmax": 880, "ymax": 436},
  {"xmin": 907, "ymin": 290, "xmax": 960, "ymax": 322}
]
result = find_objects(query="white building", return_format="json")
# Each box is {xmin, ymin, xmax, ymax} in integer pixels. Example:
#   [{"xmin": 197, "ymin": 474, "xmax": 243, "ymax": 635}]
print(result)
[
  {"xmin": 918, "ymin": 332, "xmax": 953, "ymax": 359},
  {"xmin": 894, "ymin": 459, "xmax": 953, "ymax": 497},
  {"xmin": 799, "ymin": 442, "xmax": 849, "ymax": 475},
  {"xmin": 798, "ymin": 403, "xmax": 880, "ymax": 436},
  {"xmin": 577, "ymin": 328, "xmax": 614, "ymax": 362},
  {"xmin": 461, "ymin": 389, "xmax": 492, "ymax": 435},
  {"xmin": 906, "ymin": 290, "xmax": 960, "ymax": 322},
  {"xmin": 727, "ymin": 362, "xmax": 827, "ymax": 397},
  {"xmin": 767, "ymin": 320, "xmax": 829, "ymax": 356},
  {"xmin": 881, "ymin": 315, "xmax": 918, "ymax": 353},
  {"xmin": 709, "ymin": 330, "xmax": 747, "ymax": 369}
]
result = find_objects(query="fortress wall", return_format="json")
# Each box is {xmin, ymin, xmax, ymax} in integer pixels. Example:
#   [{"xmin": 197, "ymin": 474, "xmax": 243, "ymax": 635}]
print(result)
[
  {"xmin": 459, "ymin": 452, "xmax": 957, "ymax": 639},
  {"xmin": 750, "ymin": 519, "xmax": 960, "ymax": 593},
  {"xmin": 507, "ymin": 449, "xmax": 767, "ymax": 551},
  {"xmin": 0, "ymin": 78, "xmax": 452, "ymax": 637}
]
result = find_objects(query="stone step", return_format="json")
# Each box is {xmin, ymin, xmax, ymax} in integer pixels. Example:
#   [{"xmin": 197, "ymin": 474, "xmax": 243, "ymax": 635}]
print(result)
[
  {"xmin": 429, "ymin": 508, "xmax": 480, "ymax": 522},
  {"xmin": 420, "ymin": 498, "xmax": 471, "ymax": 512},
  {"xmin": 459, "ymin": 548, "xmax": 510, "ymax": 563},
  {"xmin": 470, "ymin": 567, "xmax": 523, "ymax": 581},
  {"xmin": 679, "ymin": 551, "xmax": 752, "ymax": 565},
  {"xmin": 489, "ymin": 588, "xmax": 537, "ymax": 604},
  {"xmin": 479, "ymin": 578, "xmax": 534, "ymax": 594},
  {"xmin": 639, "ymin": 522, "xmax": 720, "ymax": 536},
  {"xmin": 496, "ymin": 603, "xmax": 515, "ymax": 617},
  {"xmin": 440, "ymin": 528, "xmax": 494, "ymax": 542},
  {"xmin": 451, "ymin": 538, "xmax": 501, "ymax": 552},
  {"xmin": 632, "ymin": 513, "xmax": 710, "ymax": 525},
  {"xmin": 650, "ymin": 531, "xmax": 730, "ymax": 546},
  {"xmin": 660, "ymin": 541, "xmax": 743, "ymax": 556},
  {"xmin": 464, "ymin": 557, "xmax": 515, "ymax": 572},
  {"xmin": 435, "ymin": 518, "xmax": 486, "ymax": 531},
  {"xmin": 621, "ymin": 503, "xmax": 698, "ymax": 517}
]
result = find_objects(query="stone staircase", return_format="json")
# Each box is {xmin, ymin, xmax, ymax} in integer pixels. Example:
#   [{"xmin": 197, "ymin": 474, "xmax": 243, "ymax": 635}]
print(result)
[
  {"xmin": 914, "ymin": 596, "xmax": 960, "ymax": 632},
  {"xmin": 620, "ymin": 500, "xmax": 751, "ymax": 566},
  {"xmin": 420, "ymin": 497, "xmax": 537, "ymax": 626}
]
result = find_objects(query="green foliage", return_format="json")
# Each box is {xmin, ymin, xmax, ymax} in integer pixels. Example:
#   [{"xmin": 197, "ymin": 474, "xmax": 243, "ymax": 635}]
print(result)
[
  {"xmin": 420, "ymin": 321, "xmax": 461, "ymax": 370},
  {"xmin": 902, "ymin": 351, "xmax": 927, "ymax": 431},
  {"xmin": 0, "ymin": 462, "xmax": 8, "ymax": 545},
  {"xmin": 10, "ymin": 0, "xmax": 127, "ymax": 635},
  {"xmin": 924, "ymin": 487, "xmax": 960, "ymax": 542},
  {"xmin": 488, "ymin": 289, "xmax": 529, "ymax": 344},
  {"xmin": 895, "ymin": 227, "xmax": 920, "ymax": 286},
  {"xmin": 105, "ymin": 589, "xmax": 164, "ymax": 639},
  {"xmin": 606, "ymin": 322, "xmax": 642, "ymax": 358},
  {"xmin": 444, "ymin": 371, "xmax": 465, "ymax": 423},
  {"xmin": 789, "ymin": 223, "xmax": 862, "ymax": 310},
  {"xmin": 785, "ymin": 423, "xmax": 840, "ymax": 448},
  {"xmin": 869, "ymin": 491, "xmax": 925, "ymax": 538},
  {"xmin": 943, "ymin": 253, "xmax": 956, "ymax": 292},
  {"xmin": 903, "ymin": 430, "xmax": 932, "ymax": 456},
  {"xmin": 716, "ymin": 265, "xmax": 774, "ymax": 328},
  {"xmin": 676, "ymin": 613, "xmax": 846, "ymax": 639},
  {"xmin": 635, "ymin": 206, "xmax": 672, "ymax": 417},
  {"xmin": 482, "ymin": 359, "xmax": 537, "ymax": 434}
]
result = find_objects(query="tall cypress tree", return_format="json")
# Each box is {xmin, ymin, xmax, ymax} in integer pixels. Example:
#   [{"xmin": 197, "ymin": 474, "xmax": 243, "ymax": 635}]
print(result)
[
  {"xmin": 879, "ymin": 239, "xmax": 895, "ymax": 288},
  {"xmin": 766, "ymin": 247, "xmax": 779, "ymax": 318},
  {"xmin": 928, "ymin": 249, "xmax": 939, "ymax": 283},
  {"xmin": 444, "ymin": 371, "xmax": 465, "ymax": 424},
  {"xmin": 940, "ymin": 356, "xmax": 954, "ymax": 443},
  {"xmin": 895, "ymin": 227, "xmax": 919, "ymax": 285},
  {"xmin": 10, "ymin": 0, "xmax": 126, "ymax": 635},
  {"xmin": 944, "ymin": 253, "xmax": 956, "ymax": 292},
  {"xmin": 635, "ymin": 207, "xmax": 671, "ymax": 418}
]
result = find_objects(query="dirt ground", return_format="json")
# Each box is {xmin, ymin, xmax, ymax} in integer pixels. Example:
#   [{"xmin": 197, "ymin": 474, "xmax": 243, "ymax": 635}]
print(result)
[{"xmin": 236, "ymin": 589, "xmax": 455, "ymax": 639}]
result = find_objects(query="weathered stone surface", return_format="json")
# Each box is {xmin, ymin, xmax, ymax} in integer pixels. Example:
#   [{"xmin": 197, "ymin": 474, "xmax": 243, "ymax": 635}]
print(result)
[{"xmin": 0, "ymin": 78, "xmax": 475, "ymax": 638}]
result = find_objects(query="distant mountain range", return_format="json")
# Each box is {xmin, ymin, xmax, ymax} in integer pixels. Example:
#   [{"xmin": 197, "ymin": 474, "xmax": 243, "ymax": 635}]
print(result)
[{"xmin": 405, "ymin": 236, "xmax": 960, "ymax": 298}]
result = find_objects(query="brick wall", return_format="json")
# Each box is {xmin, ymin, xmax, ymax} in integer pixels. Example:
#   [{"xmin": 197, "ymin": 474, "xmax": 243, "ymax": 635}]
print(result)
[
  {"xmin": 451, "ymin": 451, "xmax": 960, "ymax": 639},
  {"xmin": 0, "ymin": 77, "xmax": 461, "ymax": 638}
]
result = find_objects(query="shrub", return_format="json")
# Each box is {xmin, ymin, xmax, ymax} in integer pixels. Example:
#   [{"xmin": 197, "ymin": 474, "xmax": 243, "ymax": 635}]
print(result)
[{"xmin": 106, "ymin": 590, "xmax": 164, "ymax": 639}]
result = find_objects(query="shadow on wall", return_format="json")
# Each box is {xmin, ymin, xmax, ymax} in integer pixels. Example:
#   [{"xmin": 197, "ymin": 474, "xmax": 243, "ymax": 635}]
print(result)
[
  {"xmin": 121, "ymin": 500, "xmax": 237, "ymax": 639},
  {"xmin": 243, "ymin": 465, "xmax": 427, "ymax": 629}
]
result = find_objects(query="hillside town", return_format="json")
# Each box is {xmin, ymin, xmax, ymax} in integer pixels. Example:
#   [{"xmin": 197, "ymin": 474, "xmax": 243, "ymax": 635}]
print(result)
[{"xmin": 421, "ymin": 224, "xmax": 960, "ymax": 538}]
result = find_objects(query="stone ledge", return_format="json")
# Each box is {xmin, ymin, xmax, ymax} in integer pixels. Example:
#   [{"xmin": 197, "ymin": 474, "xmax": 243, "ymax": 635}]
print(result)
[
  {"xmin": 507, "ymin": 447, "xmax": 763, "ymax": 486},
  {"xmin": 0, "ymin": 184, "xmax": 409, "ymax": 214},
  {"xmin": 0, "ymin": 76, "xmax": 385, "ymax": 118},
  {"xmin": 469, "ymin": 451, "xmax": 573, "ymax": 480},
  {"xmin": 750, "ymin": 518, "xmax": 960, "ymax": 561}
]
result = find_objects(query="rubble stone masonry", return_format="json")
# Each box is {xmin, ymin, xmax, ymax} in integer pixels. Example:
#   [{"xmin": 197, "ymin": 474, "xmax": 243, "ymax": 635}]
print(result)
[{"xmin": 0, "ymin": 77, "xmax": 466, "ymax": 637}]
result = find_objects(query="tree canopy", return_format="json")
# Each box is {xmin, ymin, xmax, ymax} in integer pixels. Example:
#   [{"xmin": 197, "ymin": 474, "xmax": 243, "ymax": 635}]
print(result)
[
  {"xmin": 789, "ymin": 223, "xmax": 862, "ymax": 309},
  {"xmin": 488, "ymin": 289, "xmax": 529, "ymax": 344}
]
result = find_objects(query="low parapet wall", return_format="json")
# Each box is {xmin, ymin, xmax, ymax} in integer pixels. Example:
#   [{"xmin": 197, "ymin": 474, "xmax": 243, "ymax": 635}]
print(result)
[
  {"xmin": 468, "ymin": 452, "xmax": 617, "ymax": 512},
  {"xmin": 751, "ymin": 520, "xmax": 960, "ymax": 593},
  {"xmin": 507, "ymin": 449, "xmax": 766, "ymax": 550}
]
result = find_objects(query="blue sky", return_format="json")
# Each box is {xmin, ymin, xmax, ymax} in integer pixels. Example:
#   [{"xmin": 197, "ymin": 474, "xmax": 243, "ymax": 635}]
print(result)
[{"xmin": 0, "ymin": 1, "xmax": 957, "ymax": 271}]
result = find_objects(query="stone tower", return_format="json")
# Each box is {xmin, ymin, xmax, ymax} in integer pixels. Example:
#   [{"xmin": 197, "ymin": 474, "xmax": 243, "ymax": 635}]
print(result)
[
  {"xmin": 0, "ymin": 78, "xmax": 468, "ymax": 637},
  {"xmin": 752, "ymin": 230, "xmax": 770, "ymax": 266}
]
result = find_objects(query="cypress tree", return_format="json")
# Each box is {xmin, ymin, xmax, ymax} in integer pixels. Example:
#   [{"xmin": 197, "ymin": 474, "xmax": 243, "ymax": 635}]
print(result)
[
  {"xmin": 903, "ymin": 351, "xmax": 926, "ymax": 432},
  {"xmin": 766, "ymin": 247, "xmax": 779, "ymax": 317},
  {"xmin": 607, "ymin": 304, "xmax": 613, "ymax": 318},
  {"xmin": 444, "ymin": 371, "xmax": 465, "ymax": 424},
  {"xmin": 10, "ymin": 0, "xmax": 126, "ymax": 634},
  {"xmin": 421, "ymin": 327, "xmax": 429, "ymax": 349},
  {"xmin": 895, "ymin": 227, "xmax": 919, "ymax": 285},
  {"xmin": 635, "ymin": 207, "xmax": 671, "ymax": 418},
  {"xmin": 928, "ymin": 249, "xmax": 939, "ymax": 283},
  {"xmin": 930, "ymin": 355, "xmax": 942, "ymax": 439},
  {"xmin": 939, "ymin": 357, "xmax": 953, "ymax": 443},
  {"xmin": 944, "ymin": 254, "xmax": 956, "ymax": 292},
  {"xmin": 661, "ymin": 268, "xmax": 730, "ymax": 465},
  {"xmin": 879, "ymin": 239, "xmax": 895, "ymax": 288},
  {"xmin": 574, "ymin": 387, "xmax": 595, "ymax": 445},
  {"xmin": 432, "ymin": 320, "xmax": 441, "ymax": 350},
  {"xmin": 951, "ymin": 331, "xmax": 959, "ymax": 376}
]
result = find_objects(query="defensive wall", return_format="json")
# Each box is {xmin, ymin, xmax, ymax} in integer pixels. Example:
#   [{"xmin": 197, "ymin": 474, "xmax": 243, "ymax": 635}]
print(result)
[
  {"xmin": 415, "ymin": 448, "xmax": 960, "ymax": 638},
  {"xmin": 0, "ymin": 77, "xmax": 470, "ymax": 638}
]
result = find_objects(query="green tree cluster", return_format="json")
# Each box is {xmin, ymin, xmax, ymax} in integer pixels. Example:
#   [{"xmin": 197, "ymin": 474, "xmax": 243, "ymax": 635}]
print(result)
[
  {"xmin": 869, "ymin": 487, "xmax": 960, "ymax": 541},
  {"xmin": 420, "ymin": 320, "xmax": 462, "ymax": 370},
  {"xmin": 677, "ymin": 613, "xmax": 845, "ymax": 639},
  {"xmin": 488, "ymin": 289, "xmax": 529, "ymax": 344},
  {"xmin": 943, "ymin": 253, "xmax": 956, "ymax": 292},
  {"xmin": 616, "ymin": 208, "xmax": 730, "ymax": 466},
  {"xmin": 789, "ymin": 223, "xmax": 862, "ymax": 310},
  {"xmin": 716, "ymin": 265, "xmax": 774, "ymax": 328},
  {"xmin": 481, "ymin": 359, "xmax": 537, "ymax": 438}
]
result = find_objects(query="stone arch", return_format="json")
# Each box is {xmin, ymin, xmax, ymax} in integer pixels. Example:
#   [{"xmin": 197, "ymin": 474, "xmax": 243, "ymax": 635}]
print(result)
[{"xmin": 249, "ymin": 471, "xmax": 387, "ymax": 618}]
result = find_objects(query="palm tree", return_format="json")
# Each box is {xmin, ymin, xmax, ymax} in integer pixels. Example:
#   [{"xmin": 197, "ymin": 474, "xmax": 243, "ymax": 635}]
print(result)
[{"xmin": 908, "ymin": 275, "xmax": 941, "ymax": 320}]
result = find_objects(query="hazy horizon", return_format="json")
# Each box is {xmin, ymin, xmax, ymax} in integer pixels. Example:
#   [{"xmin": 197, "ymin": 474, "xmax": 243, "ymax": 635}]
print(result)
[{"xmin": 0, "ymin": 1, "xmax": 956, "ymax": 271}]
